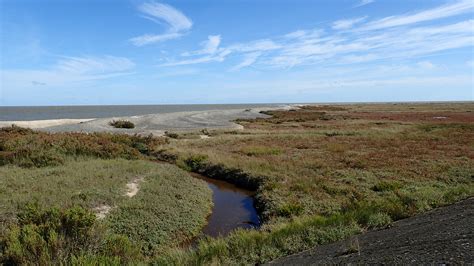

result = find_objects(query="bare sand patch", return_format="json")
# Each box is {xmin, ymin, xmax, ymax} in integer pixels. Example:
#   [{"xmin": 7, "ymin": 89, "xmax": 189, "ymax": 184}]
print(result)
[
  {"xmin": 0, "ymin": 118, "xmax": 95, "ymax": 129},
  {"xmin": 126, "ymin": 177, "xmax": 144, "ymax": 197},
  {"xmin": 94, "ymin": 205, "xmax": 112, "ymax": 220}
]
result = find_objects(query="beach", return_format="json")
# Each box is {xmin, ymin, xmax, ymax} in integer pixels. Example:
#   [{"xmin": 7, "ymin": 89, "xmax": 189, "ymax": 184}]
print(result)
[{"xmin": 0, "ymin": 106, "xmax": 289, "ymax": 135}]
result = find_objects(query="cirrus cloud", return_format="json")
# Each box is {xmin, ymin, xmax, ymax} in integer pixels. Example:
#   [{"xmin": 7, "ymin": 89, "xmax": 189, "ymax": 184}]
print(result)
[{"xmin": 130, "ymin": 2, "xmax": 192, "ymax": 46}]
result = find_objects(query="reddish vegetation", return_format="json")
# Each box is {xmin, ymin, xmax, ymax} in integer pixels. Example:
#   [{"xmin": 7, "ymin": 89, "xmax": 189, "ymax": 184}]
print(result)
[
  {"xmin": 347, "ymin": 111, "xmax": 474, "ymax": 123},
  {"xmin": 0, "ymin": 126, "xmax": 167, "ymax": 167}
]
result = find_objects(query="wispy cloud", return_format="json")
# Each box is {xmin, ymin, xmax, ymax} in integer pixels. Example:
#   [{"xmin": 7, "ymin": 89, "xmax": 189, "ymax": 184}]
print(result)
[
  {"xmin": 354, "ymin": 0, "xmax": 374, "ymax": 8},
  {"xmin": 131, "ymin": 2, "xmax": 192, "ymax": 46},
  {"xmin": 332, "ymin": 16, "xmax": 367, "ymax": 30},
  {"xmin": 160, "ymin": 1, "xmax": 473, "ymax": 71},
  {"xmin": 130, "ymin": 32, "xmax": 182, "ymax": 46},
  {"xmin": 139, "ymin": 1, "xmax": 192, "ymax": 32},
  {"xmin": 161, "ymin": 38, "xmax": 280, "ymax": 67},
  {"xmin": 417, "ymin": 61, "xmax": 437, "ymax": 69},
  {"xmin": 55, "ymin": 56, "xmax": 135, "ymax": 74},
  {"xmin": 182, "ymin": 35, "xmax": 221, "ymax": 56},
  {"xmin": 161, "ymin": 50, "xmax": 231, "ymax": 66},
  {"xmin": 361, "ymin": 0, "xmax": 474, "ymax": 31},
  {"xmin": 2, "ymin": 55, "xmax": 135, "ymax": 88},
  {"xmin": 230, "ymin": 52, "xmax": 262, "ymax": 71}
]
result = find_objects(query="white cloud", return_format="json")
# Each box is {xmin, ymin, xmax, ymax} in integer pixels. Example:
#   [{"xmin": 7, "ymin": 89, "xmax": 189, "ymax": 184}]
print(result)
[
  {"xmin": 230, "ymin": 52, "xmax": 262, "ymax": 71},
  {"xmin": 161, "ymin": 50, "xmax": 231, "ymax": 66},
  {"xmin": 361, "ymin": 0, "xmax": 474, "ymax": 31},
  {"xmin": 201, "ymin": 35, "xmax": 221, "ymax": 54},
  {"xmin": 340, "ymin": 54, "xmax": 378, "ymax": 64},
  {"xmin": 417, "ymin": 61, "xmax": 436, "ymax": 69},
  {"xmin": 130, "ymin": 32, "xmax": 183, "ymax": 46},
  {"xmin": 163, "ymin": 38, "xmax": 280, "ymax": 67},
  {"xmin": 284, "ymin": 30, "xmax": 307, "ymax": 39},
  {"xmin": 467, "ymin": 60, "xmax": 474, "ymax": 67},
  {"xmin": 159, "ymin": 2, "xmax": 473, "ymax": 71},
  {"xmin": 131, "ymin": 2, "xmax": 192, "ymax": 46},
  {"xmin": 354, "ymin": 0, "xmax": 374, "ymax": 8},
  {"xmin": 55, "ymin": 56, "xmax": 135, "ymax": 74},
  {"xmin": 229, "ymin": 39, "xmax": 282, "ymax": 52},
  {"xmin": 2, "ymin": 56, "xmax": 135, "ymax": 88},
  {"xmin": 138, "ymin": 2, "xmax": 192, "ymax": 32},
  {"xmin": 332, "ymin": 16, "xmax": 368, "ymax": 30},
  {"xmin": 182, "ymin": 35, "xmax": 221, "ymax": 56}
]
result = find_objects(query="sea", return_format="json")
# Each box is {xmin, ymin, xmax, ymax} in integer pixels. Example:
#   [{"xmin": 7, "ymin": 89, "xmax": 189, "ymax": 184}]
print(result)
[{"xmin": 0, "ymin": 104, "xmax": 283, "ymax": 121}]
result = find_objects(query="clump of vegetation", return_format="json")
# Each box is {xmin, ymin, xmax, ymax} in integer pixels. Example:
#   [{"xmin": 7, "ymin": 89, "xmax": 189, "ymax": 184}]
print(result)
[
  {"xmin": 0, "ymin": 126, "xmax": 167, "ymax": 167},
  {"xmin": 165, "ymin": 131, "xmax": 179, "ymax": 139},
  {"xmin": 0, "ymin": 203, "xmax": 140, "ymax": 264},
  {"xmin": 109, "ymin": 120, "xmax": 135, "ymax": 129}
]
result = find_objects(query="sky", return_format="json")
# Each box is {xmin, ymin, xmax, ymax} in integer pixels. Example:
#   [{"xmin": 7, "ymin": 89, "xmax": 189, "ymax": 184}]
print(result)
[{"xmin": 0, "ymin": 0, "xmax": 473, "ymax": 106}]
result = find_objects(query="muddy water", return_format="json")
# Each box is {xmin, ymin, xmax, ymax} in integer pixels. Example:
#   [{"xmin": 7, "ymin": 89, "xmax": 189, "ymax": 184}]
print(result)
[{"xmin": 191, "ymin": 173, "xmax": 260, "ymax": 237}]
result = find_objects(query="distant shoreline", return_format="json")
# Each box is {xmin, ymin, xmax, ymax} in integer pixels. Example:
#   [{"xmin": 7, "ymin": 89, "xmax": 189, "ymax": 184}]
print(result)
[
  {"xmin": 0, "ymin": 105, "xmax": 298, "ymax": 136},
  {"xmin": 1, "ymin": 101, "xmax": 471, "ymax": 121},
  {"xmin": 0, "ymin": 103, "xmax": 283, "ymax": 121}
]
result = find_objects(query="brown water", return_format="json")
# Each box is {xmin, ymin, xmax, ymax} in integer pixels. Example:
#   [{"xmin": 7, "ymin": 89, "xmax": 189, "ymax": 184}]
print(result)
[{"xmin": 191, "ymin": 173, "xmax": 260, "ymax": 237}]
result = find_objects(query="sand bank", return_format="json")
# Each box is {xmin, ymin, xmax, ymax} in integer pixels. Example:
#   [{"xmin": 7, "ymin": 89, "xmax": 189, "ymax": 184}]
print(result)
[
  {"xmin": 0, "ymin": 106, "xmax": 297, "ymax": 135},
  {"xmin": 0, "ymin": 119, "xmax": 95, "ymax": 129}
]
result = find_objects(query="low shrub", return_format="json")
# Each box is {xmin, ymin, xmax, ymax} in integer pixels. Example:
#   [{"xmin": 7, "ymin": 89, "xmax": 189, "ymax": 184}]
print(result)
[
  {"xmin": 165, "ymin": 131, "xmax": 179, "ymax": 139},
  {"xmin": 366, "ymin": 212, "xmax": 392, "ymax": 229},
  {"xmin": 0, "ymin": 127, "xmax": 167, "ymax": 167},
  {"xmin": 277, "ymin": 203, "xmax": 304, "ymax": 217},
  {"xmin": 0, "ymin": 202, "xmax": 140, "ymax": 265},
  {"xmin": 184, "ymin": 154, "xmax": 209, "ymax": 171},
  {"xmin": 109, "ymin": 120, "xmax": 135, "ymax": 129}
]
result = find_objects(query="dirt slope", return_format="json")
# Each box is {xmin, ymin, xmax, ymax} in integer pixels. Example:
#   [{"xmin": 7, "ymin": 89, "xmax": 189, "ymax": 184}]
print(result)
[{"xmin": 269, "ymin": 197, "xmax": 474, "ymax": 265}]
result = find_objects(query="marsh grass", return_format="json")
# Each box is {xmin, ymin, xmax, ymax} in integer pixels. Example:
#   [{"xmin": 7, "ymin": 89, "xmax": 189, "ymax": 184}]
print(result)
[
  {"xmin": 0, "ymin": 126, "xmax": 167, "ymax": 167},
  {"xmin": 0, "ymin": 159, "xmax": 212, "ymax": 262},
  {"xmin": 240, "ymin": 146, "xmax": 283, "ymax": 156},
  {"xmin": 150, "ymin": 103, "xmax": 473, "ymax": 263}
]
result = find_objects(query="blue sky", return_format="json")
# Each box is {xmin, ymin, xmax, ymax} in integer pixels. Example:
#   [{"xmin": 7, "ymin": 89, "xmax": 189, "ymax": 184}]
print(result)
[{"xmin": 0, "ymin": 0, "xmax": 473, "ymax": 106}]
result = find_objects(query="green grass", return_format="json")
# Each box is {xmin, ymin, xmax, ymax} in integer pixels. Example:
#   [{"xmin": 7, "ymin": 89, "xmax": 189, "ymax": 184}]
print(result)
[
  {"xmin": 155, "ymin": 213, "xmax": 362, "ymax": 265},
  {"xmin": 106, "ymin": 163, "xmax": 212, "ymax": 256},
  {"xmin": 0, "ymin": 159, "xmax": 212, "ymax": 257}
]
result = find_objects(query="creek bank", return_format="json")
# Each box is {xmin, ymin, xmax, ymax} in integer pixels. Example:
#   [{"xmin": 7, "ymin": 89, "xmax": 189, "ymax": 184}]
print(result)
[{"xmin": 191, "ymin": 173, "xmax": 260, "ymax": 237}]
